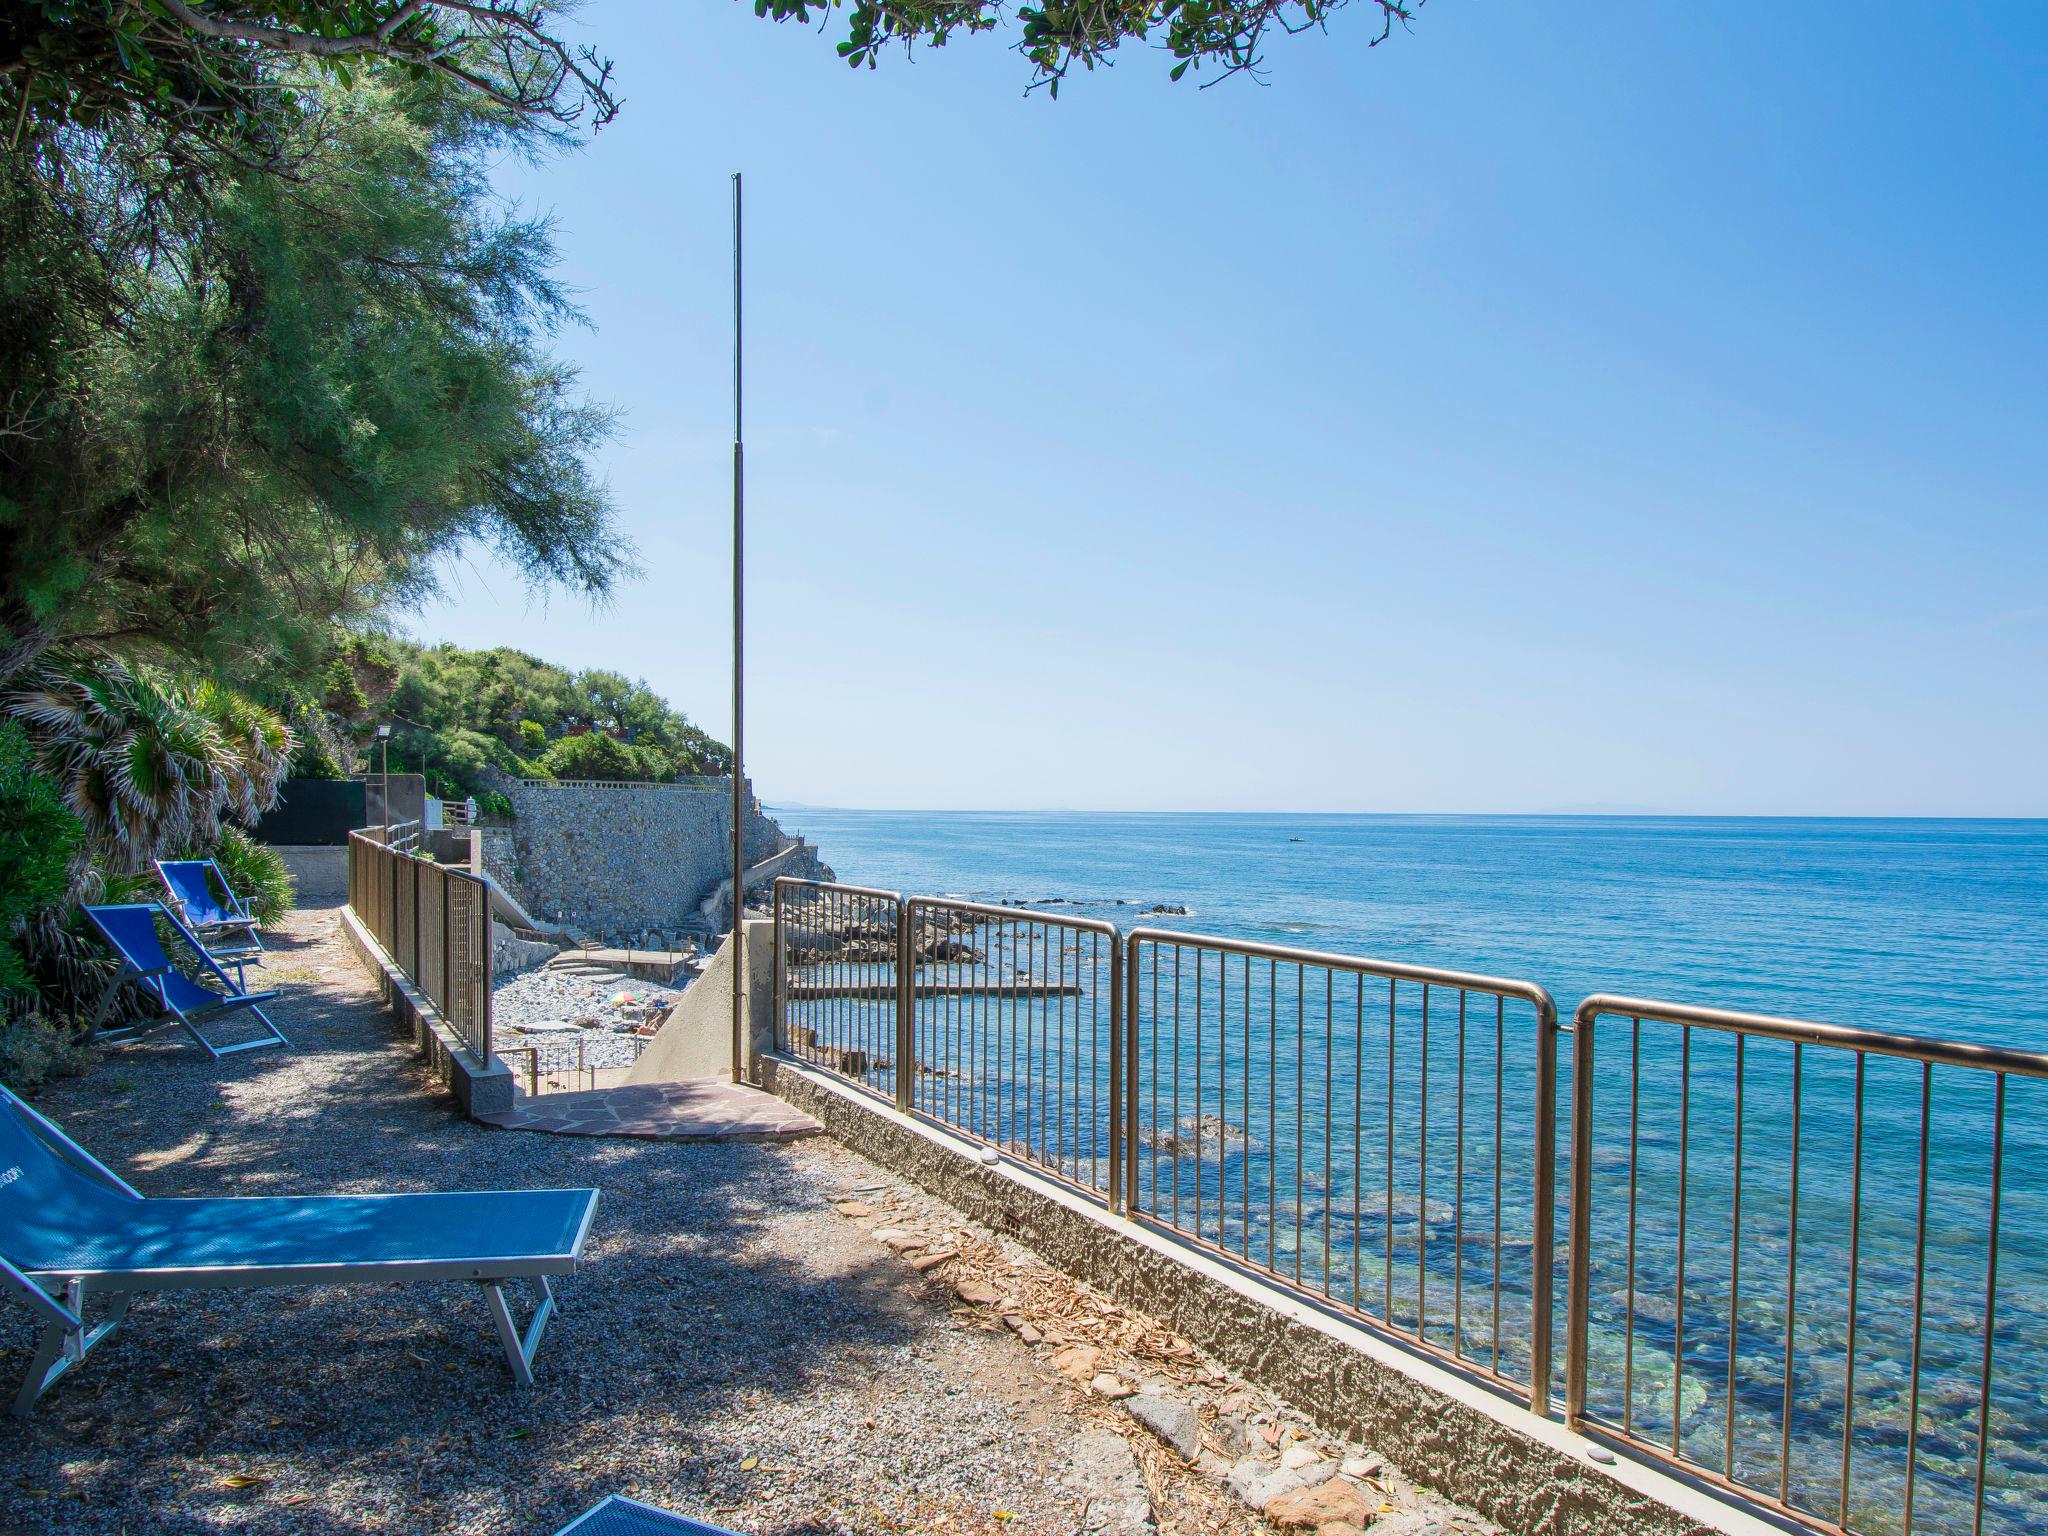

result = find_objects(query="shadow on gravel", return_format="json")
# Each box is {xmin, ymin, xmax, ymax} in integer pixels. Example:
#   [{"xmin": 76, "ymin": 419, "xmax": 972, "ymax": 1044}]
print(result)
[{"xmin": 0, "ymin": 908, "xmax": 937, "ymax": 1536}]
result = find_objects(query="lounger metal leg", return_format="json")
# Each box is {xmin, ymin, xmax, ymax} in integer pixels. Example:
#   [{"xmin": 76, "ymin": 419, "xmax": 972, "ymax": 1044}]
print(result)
[
  {"xmin": 196, "ymin": 1006, "xmax": 290, "ymax": 1058},
  {"xmin": 9, "ymin": 1285, "xmax": 130, "ymax": 1417},
  {"xmin": 480, "ymin": 1276, "xmax": 556, "ymax": 1388}
]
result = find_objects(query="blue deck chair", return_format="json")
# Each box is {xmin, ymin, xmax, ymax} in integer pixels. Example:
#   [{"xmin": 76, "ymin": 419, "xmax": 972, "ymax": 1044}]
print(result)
[
  {"xmin": 82, "ymin": 903, "xmax": 288, "ymax": 1059},
  {"xmin": 0, "ymin": 1082, "xmax": 599, "ymax": 1415},
  {"xmin": 552, "ymin": 1496, "xmax": 738, "ymax": 1535},
  {"xmin": 154, "ymin": 858, "xmax": 264, "ymax": 983}
]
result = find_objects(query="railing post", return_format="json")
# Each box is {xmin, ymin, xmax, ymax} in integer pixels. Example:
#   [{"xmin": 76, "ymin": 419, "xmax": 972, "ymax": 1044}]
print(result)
[
  {"xmin": 1531, "ymin": 995, "xmax": 1560, "ymax": 1417},
  {"xmin": 411, "ymin": 850, "xmax": 422, "ymax": 977},
  {"xmin": 895, "ymin": 898, "xmax": 914, "ymax": 1112},
  {"xmin": 478, "ymin": 876, "xmax": 494, "ymax": 1061},
  {"xmin": 441, "ymin": 870, "xmax": 451, "ymax": 1016},
  {"xmin": 771, "ymin": 880, "xmax": 787, "ymax": 1055},
  {"xmin": 1124, "ymin": 933, "xmax": 1141, "ymax": 1215},
  {"xmin": 1107, "ymin": 932, "xmax": 1124, "ymax": 1213},
  {"xmin": 1564, "ymin": 1005, "xmax": 1595, "ymax": 1427}
]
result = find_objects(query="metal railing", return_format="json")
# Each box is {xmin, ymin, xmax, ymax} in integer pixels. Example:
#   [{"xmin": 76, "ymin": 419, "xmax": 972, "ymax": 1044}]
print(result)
[
  {"xmin": 347, "ymin": 829, "xmax": 493, "ymax": 1062},
  {"xmin": 907, "ymin": 897, "xmax": 1121, "ymax": 1196},
  {"xmin": 498, "ymin": 1034, "xmax": 652, "ymax": 1097},
  {"xmin": 1565, "ymin": 996, "xmax": 2048, "ymax": 1536},
  {"xmin": 772, "ymin": 878, "xmax": 904, "ymax": 1099},
  {"xmin": 1128, "ymin": 929, "xmax": 1559, "ymax": 1412},
  {"xmin": 771, "ymin": 878, "xmax": 2048, "ymax": 1536},
  {"xmin": 516, "ymin": 776, "xmax": 733, "ymax": 791}
]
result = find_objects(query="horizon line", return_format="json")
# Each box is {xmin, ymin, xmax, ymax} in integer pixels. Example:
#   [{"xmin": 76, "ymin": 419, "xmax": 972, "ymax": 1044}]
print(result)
[{"xmin": 760, "ymin": 804, "xmax": 2048, "ymax": 822}]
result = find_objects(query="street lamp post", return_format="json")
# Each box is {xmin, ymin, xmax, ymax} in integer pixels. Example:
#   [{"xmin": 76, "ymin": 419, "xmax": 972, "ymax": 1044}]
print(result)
[
  {"xmin": 729, "ymin": 171, "xmax": 746, "ymax": 1084},
  {"xmin": 376, "ymin": 723, "xmax": 392, "ymax": 838}
]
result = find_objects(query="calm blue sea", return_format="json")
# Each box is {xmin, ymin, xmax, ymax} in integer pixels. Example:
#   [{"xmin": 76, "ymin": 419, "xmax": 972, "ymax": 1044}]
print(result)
[
  {"xmin": 771, "ymin": 811, "xmax": 2048, "ymax": 1048},
  {"xmin": 770, "ymin": 811, "xmax": 2048, "ymax": 1535}
]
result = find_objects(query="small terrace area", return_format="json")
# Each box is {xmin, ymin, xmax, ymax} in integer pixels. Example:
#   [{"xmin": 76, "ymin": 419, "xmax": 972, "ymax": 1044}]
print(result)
[{"xmin": 0, "ymin": 898, "xmax": 1490, "ymax": 1536}]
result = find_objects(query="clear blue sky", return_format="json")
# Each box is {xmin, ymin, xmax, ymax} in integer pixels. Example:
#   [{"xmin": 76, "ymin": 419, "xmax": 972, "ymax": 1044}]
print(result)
[{"xmin": 410, "ymin": 2, "xmax": 2047, "ymax": 816}]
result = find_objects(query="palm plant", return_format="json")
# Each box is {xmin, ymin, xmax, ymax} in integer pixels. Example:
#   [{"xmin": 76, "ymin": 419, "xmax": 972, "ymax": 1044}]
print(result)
[{"xmin": 3, "ymin": 656, "xmax": 294, "ymax": 874}]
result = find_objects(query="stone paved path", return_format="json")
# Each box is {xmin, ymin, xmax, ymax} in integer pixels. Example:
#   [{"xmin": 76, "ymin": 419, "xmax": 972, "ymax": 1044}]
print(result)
[{"xmin": 476, "ymin": 1078, "xmax": 821, "ymax": 1140}]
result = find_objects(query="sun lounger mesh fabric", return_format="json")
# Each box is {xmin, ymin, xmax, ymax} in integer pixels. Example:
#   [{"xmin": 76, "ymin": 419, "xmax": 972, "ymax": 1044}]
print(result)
[
  {"xmin": 0, "ymin": 1101, "xmax": 591, "ymax": 1277},
  {"xmin": 83, "ymin": 904, "xmax": 269, "ymax": 1014},
  {"xmin": 85, "ymin": 904, "xmax": 180, "ymax": 974},
  {"xmin": 157, "ymin": 862, "xmax": 246, "ymax": 928},
  {"xmin": 555, "ymin": 1496, "xmax": 738, "ymax": 1536}
]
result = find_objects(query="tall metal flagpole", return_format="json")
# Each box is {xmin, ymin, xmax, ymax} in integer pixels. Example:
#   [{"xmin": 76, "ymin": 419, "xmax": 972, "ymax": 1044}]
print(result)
[{"xmin": 729, "ymin": 172, "xmax": 746, "ymax": 1082}]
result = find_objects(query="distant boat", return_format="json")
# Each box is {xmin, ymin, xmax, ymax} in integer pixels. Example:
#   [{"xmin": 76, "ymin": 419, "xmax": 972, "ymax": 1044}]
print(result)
[{"xmin": 1288, "ymin": 836, "xmax": 1304, "ymax": 843}]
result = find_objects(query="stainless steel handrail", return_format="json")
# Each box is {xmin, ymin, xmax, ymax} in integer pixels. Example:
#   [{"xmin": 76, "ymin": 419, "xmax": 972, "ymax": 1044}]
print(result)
[
  {"xmin": 1127, "ymin": 925, "xmax": 1560, "ymax": 1413},
  {"xmin": 766, "ymin": 880, "xmax": 2039, "ymax": 1536},
  {"xmin": 1567, "ymin": 994, "xmax": 2043, "ymax": 1536}
]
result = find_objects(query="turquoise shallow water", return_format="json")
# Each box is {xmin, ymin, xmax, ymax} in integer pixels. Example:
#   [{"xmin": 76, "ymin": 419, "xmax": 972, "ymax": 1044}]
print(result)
[{"xmin": 770, "ymin": 811, "xmax": 2048, "ymax": 1535}]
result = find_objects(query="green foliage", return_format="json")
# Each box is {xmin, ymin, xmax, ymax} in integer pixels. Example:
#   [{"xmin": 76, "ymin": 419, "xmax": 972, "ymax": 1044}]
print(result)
[
  {"xmin": 1, "ymin": 67, "xmax": 627, "ymax": 692},
  {"xmin": 0, "ymin": 720, "xmax": 82, "ymax": 1001},
  {"xmin": 3, "ymin": 656, "xmax": 292, "ymax": 873},
  {"xmin": 538, "ymin": 730, "xmax": 671, "ymax": 783},
  {"xmin": 752, "ymin": 0, "xmax": 1415, "ymax": 93},
  {"xmin": 204, "ymin": 827, "xmax": 297, "ymax": 927},
  {"xmin": 2, "ymin": 2, "xmax": 619, "ymax": 151},
  {"xmin": 8, "ymin": 905, "xmax": 150, "ymax": 1032},
  {"xmin": 368, "ymin": 637, "xmax": 728, "ymax": 797},
  {"xmin": 0, "ymin": 1009, "xmax": 94, "ymax": 1095},
  {"xmin": 473, "ymin": 789, "xmax": 516, "ymax": 823},
  {"xmin": 323, "ymin": 656, "xmax": 372, "ymax": 722}
]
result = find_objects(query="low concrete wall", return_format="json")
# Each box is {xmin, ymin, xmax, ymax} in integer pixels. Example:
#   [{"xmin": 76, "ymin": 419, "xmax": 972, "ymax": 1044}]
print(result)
[
  {"xmin": 270, "ymin": 845, "xmax": 347, "ymax": 906},
  {"xmin": 340, "ymin": 904, "xmax": 515, "ymax": 1117},
  {"xmin": 624, "ymin": 916, "xmax": 774, "ymax": 1084},
  {"xmin": 766, "ymin": 1059, "xmax": 1782, "ymax": 1536}
]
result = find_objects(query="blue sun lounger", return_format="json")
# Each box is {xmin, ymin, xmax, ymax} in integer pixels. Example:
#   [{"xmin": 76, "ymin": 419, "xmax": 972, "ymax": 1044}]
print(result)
[
  {"xmin": 154, "ymin": 858, "xmax": 264, "ymax": 983},
  {"xmin": 82, "ymin": 902, "xmax": 288, "ymax": 1058},
  {"xmin": 552, "ymin": 1496, "xmax": 738, "ymax": 1535},
  {"xmin": 0, "ymin": 1082, "xmax": 599, "ymax": 1415}
]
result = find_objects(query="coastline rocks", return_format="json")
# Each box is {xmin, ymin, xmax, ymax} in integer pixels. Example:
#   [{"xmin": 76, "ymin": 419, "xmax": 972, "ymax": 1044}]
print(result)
[{"xmin": 1143, "ymin": 1114, "xmax": 1259, "ymax": 1158}]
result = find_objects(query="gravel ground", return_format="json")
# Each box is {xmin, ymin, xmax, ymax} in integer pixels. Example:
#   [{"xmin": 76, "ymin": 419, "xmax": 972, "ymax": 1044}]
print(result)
[{"xmin": 0, "ymin": 898, "xmax": 1493, "ymax": 1536}]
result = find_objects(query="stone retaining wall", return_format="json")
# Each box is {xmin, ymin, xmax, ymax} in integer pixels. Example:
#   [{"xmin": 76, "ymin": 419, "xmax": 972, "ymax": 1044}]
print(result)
[{"xmin": 484, "ymin": 774, "xmax": 830, "ymax": 937}]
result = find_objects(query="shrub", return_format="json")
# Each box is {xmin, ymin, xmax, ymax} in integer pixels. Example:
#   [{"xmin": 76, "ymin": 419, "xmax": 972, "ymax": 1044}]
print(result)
[
  {"xmin": 0, "ymin": 1010, "xmax": 95, "ymax": 1095},
  {"xmin": 0, "ymin": 721, "xmax": 82, "ymax": 1001},
  {"xmin": 8, "ymin": 907, "xmax": 152, "ymax": 1037},
  {"xmin": 4, "ymin": 656, "xmax": 292, "ymax": 872},
  {"xmin": 474, "ymin": 789, "xmax": 515, "ymax": 823},
  {"xmin": 517, "ymin": 719, "xmax": 547, "ymax": 754},
  {"xmin": 538, "ymin": 730, "xmax": 670, "ymax": 783},
  {"xmin": 205, "ymin": 827, "xmax": 297, "ymax": 926}
]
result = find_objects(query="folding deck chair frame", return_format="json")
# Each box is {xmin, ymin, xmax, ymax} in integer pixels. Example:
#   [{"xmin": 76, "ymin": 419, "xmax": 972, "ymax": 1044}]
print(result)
[
  {"xmin": 552, "ymin": 1495, "xmax": 740, "ymax": 1535},
  {"xmin": 0, "ymin": 1083, "xmax": 598, "ymax": 1415},
  {"xmin": 82, "ymin": 902, "xmax": 289, "ymax": 1059},
  {"xmin": 154, "ymin": 858, "xmax": 265, "ymax": 984}
]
